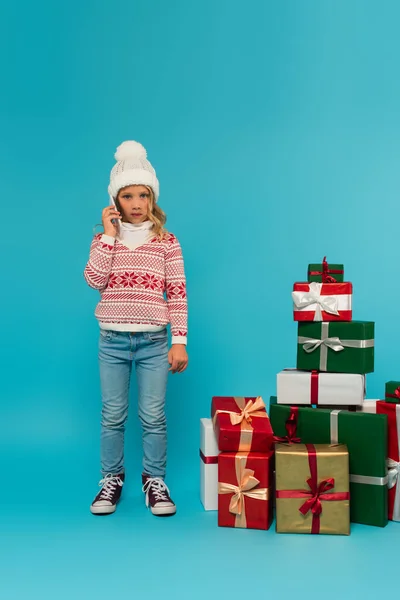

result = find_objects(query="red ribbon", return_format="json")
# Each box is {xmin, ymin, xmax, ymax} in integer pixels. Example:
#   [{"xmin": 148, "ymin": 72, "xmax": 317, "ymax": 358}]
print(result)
[
  {"xmin": 311, "ymin": 370, "xmax": 319, "ymax": 405},
  {"xmin": 273, "ymin": 407, "xmax": 301, "ymax": 444},
  {"xmin": 276, "ymin": 443, "xmax": 350, "ymax": 534},
  {"xmin": 200, "ymin": 450, "xmax": 218, "ymax": 465},
  {"xmin": 308, "ymin": 256, "xmax": 344, "ymax": 284},
  {"xmin": 386, "ymin": 387, "xmax": 400, "ymax": 401}
]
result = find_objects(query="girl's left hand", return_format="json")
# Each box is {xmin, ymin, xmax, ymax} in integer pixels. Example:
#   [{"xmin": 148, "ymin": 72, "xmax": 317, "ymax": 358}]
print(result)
[{"xmin": 168, "ymin": 345, "xmax": 189, "ymax": 374}]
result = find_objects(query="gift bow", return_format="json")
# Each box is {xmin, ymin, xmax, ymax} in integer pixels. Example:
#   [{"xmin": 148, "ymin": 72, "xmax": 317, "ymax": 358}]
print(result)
[
  {"xmin": 273, "ymin": 407, "xmax": 301, "ymax": 444},
  {"xmin": 229, "ymin": 396, "xmax": 266, "ymax": 426},
  {"xmin": 321, "ymin": 256, "xmax": 339, "ymax": 283},
  {"xmin": 387, "ymin": 458, "xmax": 400, "ymax": 489},
  {"xmin": 300, "ymin": 334, "xmax": 374, "ymax": 355},
  {"xmin": 299, "ymin": 477, "xmax": 335, "ymax": 516},
  {"xmin": 276, "ymin": 443, "xmax": 350, "ymax": 534},
  {"xmin": 213, "ymin": 396, "xmax": 269, "ymax": 453},
  {"xmin": 218, "ymin": 467, "xmax": 268, "ymax": 518},
  {"xmin": 292, "ymin": 282, "xmax": 339, "ymax": 321},
  {"xmin": 298, "ymin": 324, "xmax": 374, "ymax": 371},
  {"xmin": 386, "ymin": 387, "xmax": 400, "ymax": 401},
  {"xmin": 302, "ymin": 336, "xmax": 344, "ymax": 354},
  {"xmin": 309, "ymin": 256, "xmax": 343, "ymax": 283}
]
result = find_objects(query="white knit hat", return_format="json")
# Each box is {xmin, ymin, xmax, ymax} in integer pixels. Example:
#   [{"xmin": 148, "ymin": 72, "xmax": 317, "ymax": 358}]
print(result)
[{"xmin": 108, "ymin": 141, "xmax": 160, "ymax": 202}]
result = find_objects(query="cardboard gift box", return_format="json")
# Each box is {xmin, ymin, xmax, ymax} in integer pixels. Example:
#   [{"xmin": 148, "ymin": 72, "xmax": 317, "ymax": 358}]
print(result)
[
  {"xmin": 385, "ymin": 381, "xmax": 400, "ymax": 403},
  {"xmin": 218, "ymin": 451, "xmax": 273, "ymax": 530},
  {"xmin": 292, "ymin": 282, "xmax": 352, "ymax": 322},
  {"xmin": 200, "ymin": 418, "xmax": 219, "ymax": 511},
  {"xmin": 297, "ymin": 321, "xmax": 374, "ymax": 374},
  {"xmin": 211, "ymin": 396, "xmax": 274, "ymax": 452},
  {"xmin": 277, "ymin": 370, "xmax": 365, "ymax": 406},
  {"xmin": 270, "ymin": 399, "xmax": 388, "ymax": 527},
  {"xmin": 308, "ymin": 258, "xmax": 344, "ymax": 283},
  {"xmin": 376, "ymin": 402, "xmax": 400, "ymax": 522},
  {"xmin": 275, "ymin": 442, "xmax": 350, "ymax": 535}
]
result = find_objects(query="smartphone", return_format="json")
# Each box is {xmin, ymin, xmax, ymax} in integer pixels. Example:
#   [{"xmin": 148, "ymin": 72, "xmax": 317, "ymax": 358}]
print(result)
[{"xmin": 109, "ymin": 195, "xmax": 121, "ymax": 231}]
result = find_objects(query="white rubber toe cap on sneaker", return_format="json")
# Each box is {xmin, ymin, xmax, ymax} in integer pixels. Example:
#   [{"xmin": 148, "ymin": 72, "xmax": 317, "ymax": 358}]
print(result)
[
  {"xmin": 150, "ymin": 502, "xmax": 176, "ymax": 516},
  {"xmin": 90, "ymin": 500, "xmax": 116, "ymax": 515}
]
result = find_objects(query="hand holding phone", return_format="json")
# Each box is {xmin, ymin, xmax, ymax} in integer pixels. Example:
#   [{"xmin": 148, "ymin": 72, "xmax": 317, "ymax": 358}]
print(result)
[{"xmin": 102, "ymin": 197, "xmax": 121, "ymax": 237}]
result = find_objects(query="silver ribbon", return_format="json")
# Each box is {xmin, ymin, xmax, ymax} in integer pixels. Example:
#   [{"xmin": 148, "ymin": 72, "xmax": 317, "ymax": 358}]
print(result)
[
  {"xmin": 330, "ymin": 410, "xmax": 341, "ymax": 444},
  {"xmin": 388, "ymin": 405, "xmax": 400, "ymax": 521},
  {"xmin": 330, "ymin": 409, "xmax": 388, "ymax": 487},
  {"xmin": 298, "ymin": 323, "xmax": 375, "ymax": 371},
  {"xmin": 350, "ymin": 474, "xmax": 388, "ymax": 485},
  {"xmin": 292, "ymin": 282, "xmax": 339, "ymax": 321}
]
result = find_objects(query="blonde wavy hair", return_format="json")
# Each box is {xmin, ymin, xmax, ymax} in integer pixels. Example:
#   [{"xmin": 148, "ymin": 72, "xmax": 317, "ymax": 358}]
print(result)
[{"xmin": 116, "ymin": 185, "xmax": 167, "ymax": 240}]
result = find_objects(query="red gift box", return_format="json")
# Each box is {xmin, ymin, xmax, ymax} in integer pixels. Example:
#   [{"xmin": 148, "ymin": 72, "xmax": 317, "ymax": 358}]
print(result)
[
  {"xmin": 376, "ymin": 402, "xmax": 400, "ymax": 521},
  {"xmin": 218, "ymin": 451, "xmax": 273, "ymax": 530},
  {"xmin": 211, "ymin": 396, "xmax": 274, "ymax": 452},
  {"xmin": 292, "ymin": 282, "xmax": 352, "ymax": 322}
]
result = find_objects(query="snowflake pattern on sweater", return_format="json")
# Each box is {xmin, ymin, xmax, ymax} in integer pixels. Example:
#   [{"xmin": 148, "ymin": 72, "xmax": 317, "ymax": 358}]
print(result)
[{"xmin": 84, "ymin": 232, "xmax": 187, "ymax": 341}]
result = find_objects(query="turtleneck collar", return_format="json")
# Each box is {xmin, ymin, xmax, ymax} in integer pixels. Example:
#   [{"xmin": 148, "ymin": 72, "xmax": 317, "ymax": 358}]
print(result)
[
  {"xmin": 120, "ymin": 220, "xmax": 153, "ymax": 232},
  {"xmin": 117, "ymin": 219, "xmax": 154, "ymax": 251}
]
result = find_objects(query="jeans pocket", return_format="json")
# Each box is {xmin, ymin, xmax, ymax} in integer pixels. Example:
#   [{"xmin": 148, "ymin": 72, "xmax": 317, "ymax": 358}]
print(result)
[
  {"xmin": 100, "ymin": 330, "xmax": 114, "ymax": 342},
  {"xmin": 147, "ymin": 330, "xmax": 167, "ymax": 343}
]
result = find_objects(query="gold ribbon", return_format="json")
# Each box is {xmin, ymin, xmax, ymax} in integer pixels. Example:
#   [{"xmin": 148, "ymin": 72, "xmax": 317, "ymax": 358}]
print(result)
[
  {"xmin": 218, "ymin": 453, "xmax": 269, "ymax": 528},
  {"xmin": 213, "ymin": 396, "xmax": 268, "ymax": 451},
  {"xmin": 230, "ymin": 396, "xmax": 266, "ymax": 425}
]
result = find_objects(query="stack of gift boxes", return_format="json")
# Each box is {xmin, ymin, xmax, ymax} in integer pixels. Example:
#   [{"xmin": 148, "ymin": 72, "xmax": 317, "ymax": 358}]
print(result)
[
  {"xmin": 358, "ymin": 385, "xmax": 400, "ymax": 521},
  {"xmin": 273, "ymin": 257, "xmax": 382, "ymax": 532},
  {"xmin": 202, "ymin": 396, "xmax": 275, "ymax": 529},
  {"xmin": 200, "ymin": 257, "xmax": 400, "ymax": 533}
]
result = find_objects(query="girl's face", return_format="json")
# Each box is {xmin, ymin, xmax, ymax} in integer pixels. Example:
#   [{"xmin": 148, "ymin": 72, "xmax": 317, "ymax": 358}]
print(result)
[{"xmin": 117, "ymin": 185, "xmax": 151, "ymax": 224}]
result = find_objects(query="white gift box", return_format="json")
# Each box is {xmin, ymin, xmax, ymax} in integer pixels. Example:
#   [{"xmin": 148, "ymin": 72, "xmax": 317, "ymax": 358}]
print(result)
[
  {"xmin": 277, "ymin": 369, "xmax": 365, "ymax": 406},
  {"xmin": 356, "ymin": 399, "xmax": 378, "ymax": 413},
  {"xmin": 200, "ymin": 418, "xmax": 219, "ymax": 511}
]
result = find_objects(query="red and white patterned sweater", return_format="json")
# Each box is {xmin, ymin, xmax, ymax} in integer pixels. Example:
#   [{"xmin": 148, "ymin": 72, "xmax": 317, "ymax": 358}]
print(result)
[{"xmin": 84, "ymin": 232, "xmax": 187, "ymax": 345}]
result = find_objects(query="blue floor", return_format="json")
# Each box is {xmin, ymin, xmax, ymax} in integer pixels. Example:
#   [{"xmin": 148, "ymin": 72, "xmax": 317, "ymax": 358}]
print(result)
[{"xmin": 2, "ymin": 444, "xmax": 399, "ymax": 600}]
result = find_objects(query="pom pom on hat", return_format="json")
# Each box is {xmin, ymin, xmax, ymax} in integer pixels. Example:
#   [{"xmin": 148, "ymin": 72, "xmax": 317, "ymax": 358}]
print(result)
[
  {"xmin": 115, "ymin": 141, "xmax": 147, "ymax": 162},
  {"xmin": 108, "ymin": 139, "xmax": 160, "ymax": 201}
]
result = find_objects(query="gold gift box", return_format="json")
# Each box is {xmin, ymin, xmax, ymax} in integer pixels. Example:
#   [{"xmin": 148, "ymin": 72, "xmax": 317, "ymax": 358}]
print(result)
[{"xmin": 275, "ymin": 443, "xmax": 350, "ymax": 535}]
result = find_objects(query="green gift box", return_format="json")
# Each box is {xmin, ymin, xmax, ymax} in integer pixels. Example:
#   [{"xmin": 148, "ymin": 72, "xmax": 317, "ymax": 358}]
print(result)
[
  {"xmin": 270, "ymin": 398, "xmax": 388, "ymax": 527},
  {"xmin": 385, "ymin": 381, "xmax": 400, "ymax": 403},
  {"xmin": 297, "ymin": 321, "xmax": 375, "ymax": 374},
  {"xmin": 308, "ymin": 259, "xmax": 344, "ymax": 283}
]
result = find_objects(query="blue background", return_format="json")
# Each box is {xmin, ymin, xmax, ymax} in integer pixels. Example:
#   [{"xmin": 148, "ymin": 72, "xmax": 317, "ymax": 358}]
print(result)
[{"xmin": 1, "ymin": 1, "xmax": 399, "ymax": 598}]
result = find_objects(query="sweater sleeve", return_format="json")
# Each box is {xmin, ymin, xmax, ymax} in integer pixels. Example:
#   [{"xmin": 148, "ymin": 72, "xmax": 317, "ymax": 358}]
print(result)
[
  {"xmin": 84, "ymin": 234, "xmax": 116, "ymax": 291},
  {"xmin": 165, "ymin": 235, "xmax": 188, "ymax": 345}
]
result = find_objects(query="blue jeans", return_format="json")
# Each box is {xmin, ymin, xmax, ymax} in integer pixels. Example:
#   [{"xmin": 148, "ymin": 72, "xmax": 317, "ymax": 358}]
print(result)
[{"xmin": 98, "ymin": 329, "xmax": 169, "ymax": 478}]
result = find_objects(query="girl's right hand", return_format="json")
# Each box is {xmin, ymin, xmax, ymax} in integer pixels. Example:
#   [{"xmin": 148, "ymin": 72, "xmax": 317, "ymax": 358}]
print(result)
[{"xmin": 102, "ymin": 206, "xmax": 121, "ymax": 237}]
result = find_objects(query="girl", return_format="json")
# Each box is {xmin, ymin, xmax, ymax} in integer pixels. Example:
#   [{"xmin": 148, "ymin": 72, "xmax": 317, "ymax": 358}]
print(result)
[{"xmin": 84, "ymin": 140, "xmax": 188, "ymax": 517}]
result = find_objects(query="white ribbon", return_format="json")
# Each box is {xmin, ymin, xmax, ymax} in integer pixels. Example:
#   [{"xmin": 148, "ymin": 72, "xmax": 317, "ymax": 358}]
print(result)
[
  {"xmin": 330, "ymin": 410, "xmax": 341, "ymax": 444},
  {"xmin": 387, "ymin": 459, "xmax": 400, "ymax": 489},
  {"xmin": 389, "ymin": 406, "xmax": 400, "ymax": 521},
  {"xmin": 298, "ymin": 323, "xmax": 375, "ymax": 371},
  {"xmin": 292, "ymin": 282, "xmax": 339, "ymax": 321}
]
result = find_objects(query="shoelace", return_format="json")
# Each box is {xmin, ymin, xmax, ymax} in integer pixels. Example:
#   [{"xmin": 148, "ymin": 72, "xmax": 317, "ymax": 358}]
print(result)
[
  {"xmin": 142, "ymin": 477, "xmax": 171, "ymax": 505},
  {"xmin": 98, "ymin": 474, "xmax": 123, "ymax": 501}
]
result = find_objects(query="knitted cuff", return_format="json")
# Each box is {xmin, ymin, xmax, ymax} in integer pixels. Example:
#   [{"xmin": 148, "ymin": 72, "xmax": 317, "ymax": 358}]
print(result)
[{"xmin": 171, "ymin": 335, "xmax": 187, "ymax": 346}]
